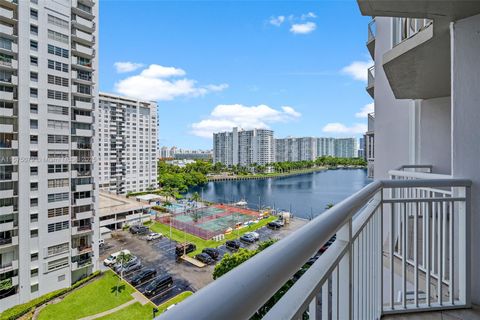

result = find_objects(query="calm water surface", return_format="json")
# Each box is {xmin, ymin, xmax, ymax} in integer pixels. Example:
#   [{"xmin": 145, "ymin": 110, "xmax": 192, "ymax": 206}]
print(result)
[{"xmin": 187, "ymin": 169, "xmax": 371, "ymax": 219}]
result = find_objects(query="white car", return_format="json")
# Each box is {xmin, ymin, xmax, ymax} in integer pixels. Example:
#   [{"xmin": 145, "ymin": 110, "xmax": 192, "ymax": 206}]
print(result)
[
  {"xmin": 146, "ymin": 232, "xmax": 162, "ymax": 241},
  {"xmin": 103, "ymin": 249, "xmax": 131, "ymax": 266},
  {"xmin": 245, "ymin": 232, "xmax": 260, "ymax": 241}
]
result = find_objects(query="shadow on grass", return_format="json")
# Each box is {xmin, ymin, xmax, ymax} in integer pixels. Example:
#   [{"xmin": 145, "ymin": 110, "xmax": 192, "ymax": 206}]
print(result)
[{"xmin": 110, "ymin": 284, "xmax": 126, "ymax": 295}]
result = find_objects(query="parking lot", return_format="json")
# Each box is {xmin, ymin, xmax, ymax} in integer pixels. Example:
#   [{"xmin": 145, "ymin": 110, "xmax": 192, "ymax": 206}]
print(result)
[{"xmin": 99, "ymin": 217, "xmax": 308, "ymax": 305}]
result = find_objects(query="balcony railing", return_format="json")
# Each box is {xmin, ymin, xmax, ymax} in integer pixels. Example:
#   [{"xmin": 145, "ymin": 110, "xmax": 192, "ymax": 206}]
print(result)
[
  {"xmin": 158, "ymin": 170, "xmax": 471, "ymax": 319},
  {"xmin": 368, "ymin": 19, "xmax": 376, "ymax": 44},
  {"xmin": 392, "ymin": 17, "xmax": 433, "ymax": 47}
]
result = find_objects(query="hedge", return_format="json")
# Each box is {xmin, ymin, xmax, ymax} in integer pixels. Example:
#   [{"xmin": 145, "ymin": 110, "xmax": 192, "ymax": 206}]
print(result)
[{"xmin": 0, "ymin": 271, "xmax": 101, "ymax": 320}]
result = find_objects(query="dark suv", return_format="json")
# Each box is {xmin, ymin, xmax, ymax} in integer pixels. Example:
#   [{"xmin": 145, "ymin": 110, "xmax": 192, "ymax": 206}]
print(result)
[
  {"xmin": 225, "ymin": 240, "xmax": 241, "ymax": 251},
  {"xmin": 175, "ymin": 243, "xmax": 196, "ymax": 256},
  {"xmin": 195, "ymin": 253, "xmax": 215, "ymax": 265},
  {"xmin": 129, "ymin": 225, "xmax": 149, "ymax": 234},
  {"xmin": 130, "ymin": 268, "xmax": 157, "ymax": 286},
  {"xmin": 144, "ymin": 275, "xmax": 173, "ymax": 296},
  {"xmin": 202, "ymin": 248, "xmax": 220, "ymax": 260}
]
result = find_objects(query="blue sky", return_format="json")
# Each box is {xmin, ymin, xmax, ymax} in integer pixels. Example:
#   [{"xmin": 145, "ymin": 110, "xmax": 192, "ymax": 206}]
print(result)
[{"xmin": 99, "ymin": 0, "xmax": 373, "ymax": 149}]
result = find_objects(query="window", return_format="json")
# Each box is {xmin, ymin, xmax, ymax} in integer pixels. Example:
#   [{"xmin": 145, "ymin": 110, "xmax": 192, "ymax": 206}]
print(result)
[
  {"xmin": 48, "ymin": 206, "xmax": 69, "ymax": 218},
  {"xmin": 47, "ymin": 257, "xmax": 68, "ymax": 272},
  {"xmin": 30, "ymin": 24, "xmax": 38, "ymax": 35},
  {"xmin": 30, "ymin": 198, "xmax": 38, "ymax": 207},
  {"xmin": 0, "ymin": 38, "xmax": 11, "ymax": 51},
  {"xmin": 31, "ymin": 252, "xmax": 38, "ymax": 261},
  {"xmin": 48, "ymin": 164, "xmax": 68, "ymax": 173},
  {"xmin": 30, "ymin": 213, "xmax": 38, "ymax": 222},
  {"xmin": 47, "ymin": 120, "xmax": 69, "ymax": 130},
  {"xmin": 48, "ymin": 178, "xmax": 69, "ymax": 188},
  {"xmin": 30, "ymin": 104, "xmax": 38, "ymax": 114},
  {"xmin": 30, "ymin": 167, "xmax": 38, "ymax": 176},
  {"xmin": 47, "ymin": 74, "xmax": 68, "ymax": 87},
  {"xmin": 31, "ymin": 284, "xmax": 38, "ymax": 293},
  {"xmin": 47, "ymin": 242, "xmax": 69, "ymax": 256},
  {"xmin": 48, "ymin": 105, "xmax": 69, "ymax": 115},
  {"xmin": 30, "ymin": 56, "xmax": 38, "ymax": 66},
  {"xmin": 47, "ymin": 192, "xmax": 69, "ymax": 203},
  {"xmin": 30, "ymin": 40, "xmax": 38, "ymax": 51},
  {"xmin": 30, "ymin": 9, "xmax": 38, "ymax": 19},
  {"xmin": 47, "ymin": 30, "xmax": 68, "ymax": 44},
  {"xmin": 30, "ymin": 182, "xmax": 38, "ymax": 190},
  {"xmin": 30, "ymin": 135, "xmax": 37, "ymax": 144},
  {"xmin": 47, "ymin": 90, "xmax": 68, "ymax": 101},
  {"xmin": 30, "ymin": 119, "xmax": 38, "ymax": 129},
  {"xmin": 47, "ymin": 44, "xmax": 68, "ymax": 58},
  {"xmin": 76, "ymin": 56, "xmax": 91, "ymax": 67},
  {"xmin": 30, "ymin": 88, "xmax": 37, "ymax": 98},
  {"xmin": 47, "ymin": 15, "xmax": 68, "ymax": 29},
  {"xmin": 47, "ymin": 59, "xmax": 68, "ymax": 73},
  {"xmin": 47, "ymin": 150, "xmax": 68, "ymax": 159},
  {"xmin": 30, "ymin": 229, "xmax": 38, "ymax": 238},
  {"xmin": 30, "ymin": 72, "xmax": 38, "ymax": 82},
  {"xmin": 47, "ymin": 221, "xmax": 69, "ymax": 233},
  {"xmin": 48, "ymin": 135, "xmax": 68, "ymax": 144}
]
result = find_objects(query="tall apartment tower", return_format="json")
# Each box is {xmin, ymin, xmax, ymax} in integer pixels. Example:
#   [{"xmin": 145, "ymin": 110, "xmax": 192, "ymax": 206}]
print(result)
[
  {"xmin": 298, "ymin": 137, "xmax": 317, "ymax": 161},
  {"xmin": 0, "ymin": 0, "xmax": 98, "ymax": 312},
  {"xmin": 98, "ymin": 93, "xmax": 157, "ymax": 195},
  {"xmin": 334, "ymin": 138, "xmax": 357, "ymax": 158},
  {"xmin": 317, "ymin": 137, "xmax": 335, "ymax": 157}
]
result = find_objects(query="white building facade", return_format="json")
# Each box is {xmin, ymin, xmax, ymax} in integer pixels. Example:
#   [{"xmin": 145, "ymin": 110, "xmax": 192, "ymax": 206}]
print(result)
[
  {"xmin": 0, "ymin": 0, "xmax": 98, "ymax": 312},
  {"xmin": 333, "ymin": 138, "xmax": 358, "ymax": 158},
  {"xmin": 98, "ymin": 93, "xmax": 157, "ymax": 195}
]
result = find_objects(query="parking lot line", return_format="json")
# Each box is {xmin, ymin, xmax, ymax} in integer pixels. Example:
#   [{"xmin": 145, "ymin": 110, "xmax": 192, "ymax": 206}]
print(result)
[{"xmin": 148, "ymin": 285, "xmax": 176, "ymax": 301}]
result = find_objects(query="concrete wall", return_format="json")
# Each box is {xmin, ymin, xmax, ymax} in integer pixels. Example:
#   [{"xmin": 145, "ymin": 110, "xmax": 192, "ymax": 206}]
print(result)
[
  {"xmin": 451, "ymin": 13, "xmax": 480, "ymax": 304},
  {"xmin": 373, "ymin": 17, "xmax": 412, "ymax": 179},
  {"xmin": 417, "ymin": 96, "xmax": 451, "ymax": 174}
]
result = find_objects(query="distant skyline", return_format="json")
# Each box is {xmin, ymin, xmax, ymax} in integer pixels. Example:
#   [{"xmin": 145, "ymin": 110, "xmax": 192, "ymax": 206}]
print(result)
[{"xmin": 100, "ymin": 1, "xmax": 373, "ymax": 149}]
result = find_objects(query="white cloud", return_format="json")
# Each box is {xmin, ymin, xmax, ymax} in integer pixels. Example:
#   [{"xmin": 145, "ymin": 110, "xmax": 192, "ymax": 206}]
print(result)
[
  {"xmin": 301, "ymin": 12, "xmax": 317, "ymax": 20},
  {"xmin": 342, "ymin": 59, "xmax": 373, "ymax": 82},
  {"xmin": 290, "ymin": 22, "xmax": 317, "ymax": 34},
  {"xmin": 114, "ymin": 64, "xmax": 228, "ymax": 101},
  {"xmin": 114, "ymin": 62, "xmax": 144, "ymax": 73},
  {"xmin": 269, "ymin": 15, "xmax": 285, "ymax": 26},
  {"xmin": 355, "ymin": 103, "xmax": 374, "ymax": 118},
  {"xmin": 191, "ymin": 104, "xmax": 301, "ymax": 138},
  {"xmin": 322, "ymin": 123, "xmax": 367, "ymax": 135}
]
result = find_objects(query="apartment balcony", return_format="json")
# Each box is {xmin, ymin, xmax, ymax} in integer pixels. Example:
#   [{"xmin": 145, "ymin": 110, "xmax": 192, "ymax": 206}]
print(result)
[
  {"xmin": 0, "ymin": 205, "xmax": 13, "ymax": 215},
  {"xmin": 73, "ymin": 114, "xmax": 93, "ymax": 124},
  {"xmin": 0, "ymin": 91, "xmax": 13, "ymax": 101},
  {"xmin": 73, "ymin": 210, "xmax": 93, "ymax": 221},
  {"xmin": 357, "ymin": 0, "xmax": 480, "ymax": 20},
  {"xmin": 72, "ymin": 57, "xmax": 93, "ymax": 71},
  {"xmin": 72, "ymin": 225, "xmax": 93, "ymax": 236},
  {"xmin": 0, "ymin": 7, "xmax": 14, "ymax": 22},
  {"xmin": 72, "ymin": 70, "xmax": 93, "ymax": 84},
  {"xmin": 72, "ymin": 43, "xmax": 94, "ymax": 57},
  {"xmin": 0, "ymin": 0, "xmax": 18, "ymax": 10},
  {"xmin": 0, "ymin": 236, "xmax": 17, "ymax": 249},
  {"xmin": 382, "ymin": 19, "xmax": 450, "ymax": 100},
  {"xmin": 72, "ymin": 128, "xmax": 93, "ymax": 137},
  {"xmin": 0, "ymin": 58, "xmax": 16, "ymax": 70},
  {"xmin": 74, "ymin": 183, "xmax": 93, "ymax": 192},
  {"xmin": 367, "ymin": 19, "xmax": 375, "ymax": 58},
  {"xmin": 73, "ymin": 197, "xmax": 93, "ymax": 206},
  {"xmin": 72, "ymin": 29, "xmax": 94, "ymax": 45},
  {"xmin": 0, "ymin": 107, "xmax": 14, "ymax": 117},
  {"xmin": 71, "ymin": 84, "xmax": 92, "ymax": 98},
  {"xmin": 72, "ymin": 15, "xmax": 95, "ymax": 32},
  {"xmin": 0, "ymin": 189, "xmax": 14, "ymax": 198},
  {"xmin": 0, "ymin": 221, "xmax": 14, "ymax": 232},
  {"xmin": 0, "ymin": 75, "xmax": 18, "ymax": 86},
  {"xmin": 72, "ymin": 257, "xmax": 92, "ymax": 270},
  {"xmin": 366, "ymin": 65, "xmax": 374, "ymax": 98},
  {"xmin": 74, "ymin": 100, "xmax": 93, "ymax": 110},
  {"xmin": 71, "ymin": 245, "xmax": 93, "ymax": 256},
  {"xmin": 72, "ymin": 0, "xmax": 94, "ymax": 20},
  {"xmin": 0, "ymin": 23, "xmax": 13, "ymax": 36},
  {"xmin": 157, "ymin": 167, "xmax": 473, "ymax": 320},
  {"xmin": 0, "ymin": 259, "xmax": 18, "ymax": 275}
]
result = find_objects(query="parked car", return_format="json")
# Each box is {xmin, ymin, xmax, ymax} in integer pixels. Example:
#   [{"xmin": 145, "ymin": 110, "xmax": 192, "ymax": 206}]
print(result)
[
  {"xmin": 240, "ymin": 233, "xmax": 256, "ymax": 243},
  {"xmin": 144, "ymin": 275, "xmax": 173, "ymax": 296},
  {"xmin": 146, "ymin": 232, "xmax": 162, "ymax": 241},
  {"xmin": 245, "ymin": 231, "xmax": 260, "ymax": 241},
  {"xmin": 114, "ymin": 256, "xmax": 141, "ymax": 273},
  {"xmin": 130, "ymin": 225, "xmax": 149, "ymax": 235},
  {"xmin": 175, "ymin": 243, "xmax": 196, "ymax": 256},
  {"xmin": 267, "ymin": 219, "xmax": 284, "ymax": 229},
  {"xmin": 130, "ymin": 268, "xmax": 157, "ymax": 286},
  {"xmin": 195, "ymin": 253, "xmax": 215, "ymax": 265},
  {"xmin": 225, "ymin": 240, "xmax": 241, "ymax": 251},
  {"xmin": 202, "ymin": 248, "xmax": 220, "ymax": 260},
  {"xmin": 103, "ymin": 249, "xmax": 131, "ymax": 267}
]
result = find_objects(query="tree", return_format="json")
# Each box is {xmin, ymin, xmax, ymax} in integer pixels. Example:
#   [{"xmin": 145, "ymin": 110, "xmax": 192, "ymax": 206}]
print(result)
[
  {"xmin": 325, "ymin": 203, "xmax": 334, "ymax": 210},
  {"xmin": 115, "ymin": 251, "xmax": 132, "ymax": 296},
  {"xmin": 213, "ymin": 248, "xmax": 257, "ymax": 280}
]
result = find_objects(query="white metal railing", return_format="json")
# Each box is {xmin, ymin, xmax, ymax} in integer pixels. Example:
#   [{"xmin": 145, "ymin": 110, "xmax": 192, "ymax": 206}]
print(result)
[
  {"xmin": 392, "ymin": 17, "xmax": 433, "ymax": 47},
  {"xmin": 157, "ymin": 171, "xmax": 471, "ymax": 320},
  {"xmin": 367, "ymin": 65, "xmax": 375, "ymax": 88},
  {"xmin": 368, "ymin": 19, "xmax": 376, "ymax": 43}
]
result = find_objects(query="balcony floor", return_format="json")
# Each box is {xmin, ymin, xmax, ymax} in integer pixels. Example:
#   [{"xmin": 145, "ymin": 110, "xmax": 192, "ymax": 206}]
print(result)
[{"xmin": 382, "ymin": 305, "xmax": 480, "ymax": 319}]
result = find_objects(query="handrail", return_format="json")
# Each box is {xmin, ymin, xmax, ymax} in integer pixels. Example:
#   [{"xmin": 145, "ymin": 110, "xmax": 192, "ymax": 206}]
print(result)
[{"xmin": 157, "ymin": 177, "xmax": 471, "ymax": 320}]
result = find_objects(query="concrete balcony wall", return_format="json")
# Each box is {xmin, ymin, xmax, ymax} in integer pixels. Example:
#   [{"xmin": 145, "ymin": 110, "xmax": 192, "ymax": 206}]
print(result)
[
  {"xmin": 74, "ymin": 100, "xmax": 93, "ymax": 110},
  {"xmin": 0, "ymin": 91, "xmax": 13, "ymax": 101},
  {"xmin": 0, "ymin": 7, "xmax": 13, "ymax": 20},
  {"xmin": 0, "ymin": 23, "xmax": 13, "ymax": 36}
]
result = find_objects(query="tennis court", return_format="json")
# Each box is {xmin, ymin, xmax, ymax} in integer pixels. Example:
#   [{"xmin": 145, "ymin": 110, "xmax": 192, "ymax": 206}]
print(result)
[{"xmin": 157, "ymin": 204, "xmax": 261, "ymax": 239}]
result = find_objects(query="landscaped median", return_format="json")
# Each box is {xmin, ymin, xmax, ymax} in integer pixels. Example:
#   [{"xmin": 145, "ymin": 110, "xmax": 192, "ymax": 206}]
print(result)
[{"xmin": 146, "ymin": 215, "xmax": 277, "ymax": 256}]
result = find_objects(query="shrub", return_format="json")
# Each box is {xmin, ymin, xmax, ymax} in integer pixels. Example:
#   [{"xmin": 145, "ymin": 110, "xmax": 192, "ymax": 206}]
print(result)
[{"xmin": 0, "ymin": 271, "xmax": 101, "ymax": 320}]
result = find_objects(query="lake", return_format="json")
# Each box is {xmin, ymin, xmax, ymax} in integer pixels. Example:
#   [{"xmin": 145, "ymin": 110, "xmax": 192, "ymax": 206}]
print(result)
[{"xmin": 187, "ymin": 169, "xmax": 371, "ymax": 219}]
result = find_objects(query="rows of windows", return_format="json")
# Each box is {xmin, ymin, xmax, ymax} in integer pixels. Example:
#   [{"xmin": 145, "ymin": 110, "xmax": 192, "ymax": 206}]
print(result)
[
  {"xmin": 48, "ymin": 105, "xmax": 69, "ymax": 116},
  {"xmin": 48, "ymin": 164, "xmax": 68, "ymax": 173},
  {"xmin": 47, "ymin": 134, "xmax": 69, "ymax": 144},
  {"xmin": 47, "ymin": 192, "xmax": 69, "ymax": 203},
  {"xmin": 48, "ymin": 150, "xmax": 69, "ymax": 159},
  {"xmin": 48, "ymin": 59, "xmax": 68, "ymax": 72},
  {"xmin": 47, "ymin": 89, "xmax": 68, "ymax": 101},
  {"xmin": 48, "ymin": 44, "xmax": 69, "ymax": 58},
  {"xmin": 48, "ymin": 206, "xmax": 69, "ymax": 218},
  {"xmin": 48, "ymin": 74, "xmax": 69, "ymax": 87},
  {"xmin": 47, "ymin": 120, "xmax": 69, "ymax": 130},
  {"xmin": 48, "ymin": 178, "xmax": 69, "ymax": 188},
  {"xmin": 47, "ymin": 15, "xmax": 69, "ymax": 29},
  {"xmin": 47, "ymin": 30, "xmax": 69, "ymax": 44},
  {"xmin": 47, "ymin": 242, "xmax": 69, "ymax": 257}
]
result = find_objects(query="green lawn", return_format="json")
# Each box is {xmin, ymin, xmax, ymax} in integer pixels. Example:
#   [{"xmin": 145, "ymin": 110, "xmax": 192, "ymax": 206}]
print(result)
[
  {"xmin": 37, "ymin": 271, "xmax": 134, "ymax": 320},
  {"xmin": 147, "ymin": 216, "xmax": 277, "ymax": 256},
  {"xmin": 97, "ymin": 291, "xmax": 193, "ymax": 320}
]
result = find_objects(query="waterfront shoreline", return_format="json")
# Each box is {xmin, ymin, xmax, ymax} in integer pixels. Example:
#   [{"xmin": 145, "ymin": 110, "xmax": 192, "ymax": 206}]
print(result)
[{"xmin": 206, "ymin": 166, "xmax": 366, "ymax": 182}]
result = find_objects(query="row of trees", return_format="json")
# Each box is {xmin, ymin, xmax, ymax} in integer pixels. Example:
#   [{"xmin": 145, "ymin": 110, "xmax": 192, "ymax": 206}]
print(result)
[{"xmin": 157, "ymin": 161, "xmax": 209, "ymax": 193}]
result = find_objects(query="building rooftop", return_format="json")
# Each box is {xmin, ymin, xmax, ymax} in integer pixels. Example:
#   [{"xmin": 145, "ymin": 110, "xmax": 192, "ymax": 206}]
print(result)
[{"xmin": 99, "ymin": 192, "xmax": 152, "ymax": 217}]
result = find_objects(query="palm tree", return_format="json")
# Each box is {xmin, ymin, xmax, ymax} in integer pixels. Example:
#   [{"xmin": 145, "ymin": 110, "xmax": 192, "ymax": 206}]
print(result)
[
  {"xmin": 191, "ymin": 192, "xmax": 201, "ymax": 222},
  {"xmin": 115, "ymin": 251, "xmax": 132, "ymax": 296}
]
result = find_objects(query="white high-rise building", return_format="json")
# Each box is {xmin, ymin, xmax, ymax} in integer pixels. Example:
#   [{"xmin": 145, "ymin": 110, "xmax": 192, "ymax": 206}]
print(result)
[
  {"xmin": 317, "ymin": 137, "xmax": 336, "ymax": 157},
  {"xmin": 98, "ymin": 93, "xmax": 157, "ymax": 195},
  {"xmin": 0, "ymin": 0, "xmax": 98, "ymax": 312},
  {"xmin": 213, "ymin": 128, "xmax": 274, "ymax": 167},
  {"xmin": 334, "ymin": 138, "xmax": 358, "ymax": 158},
  {"xmin": 298, "ymin": 137, "xmax": 317, "ymax": 161}
]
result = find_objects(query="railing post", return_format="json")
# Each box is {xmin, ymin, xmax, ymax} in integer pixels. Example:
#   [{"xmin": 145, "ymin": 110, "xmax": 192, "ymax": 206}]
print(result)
[
  {"xmin": 337, "ymin": 220, "xmax": 352, "ymax": 319},
  {"xmin": 457, "ymin": 185, "xmax": 471, "ymax": 306}
]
